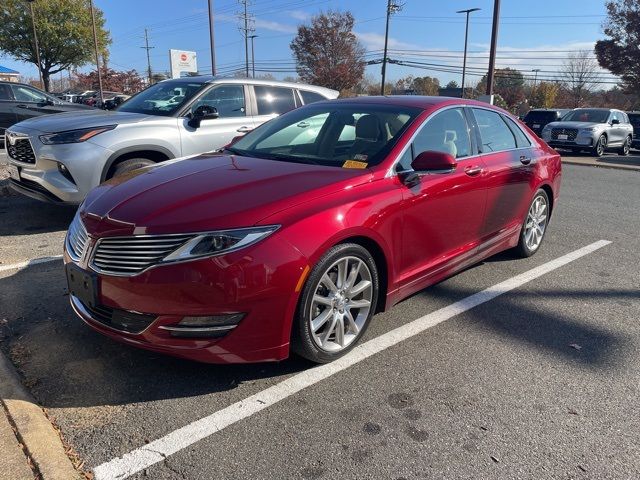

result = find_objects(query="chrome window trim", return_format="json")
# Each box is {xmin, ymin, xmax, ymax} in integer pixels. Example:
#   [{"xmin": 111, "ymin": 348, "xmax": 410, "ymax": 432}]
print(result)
[{"xmin": 386, "ymin": 104, "xmax": 536, "ymax": 178}]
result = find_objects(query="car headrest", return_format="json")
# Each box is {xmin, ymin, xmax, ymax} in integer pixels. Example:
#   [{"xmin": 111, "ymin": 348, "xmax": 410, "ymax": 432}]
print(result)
[{"xmin": 355, "ymin": 115, "xmax": 381, "ymax": 141}]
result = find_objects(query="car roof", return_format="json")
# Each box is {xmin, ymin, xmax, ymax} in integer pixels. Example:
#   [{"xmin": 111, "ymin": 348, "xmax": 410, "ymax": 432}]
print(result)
[
  {"xmin": 158, "ymin": 75, "xmax": 339, "ymax": 97},
  {"xmin": 304, "ymin": 95, "xmax": 507, "ymax": 112}
]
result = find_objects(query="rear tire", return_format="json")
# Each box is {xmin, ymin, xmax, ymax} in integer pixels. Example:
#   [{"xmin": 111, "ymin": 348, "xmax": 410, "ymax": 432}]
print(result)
[
  {"xmin": 618, "ymin": 136, "xmax": 631, "ymax": 156},
  {"xmin": 292, "ymin": 243, "xmax": 379, "ymax": 364},
  {"xmin": 514, "ymin": 189, "xmax": 550, "ymax": 258},
  {"xmin": 109, "ymin": 158, "xmax": 155, "ymax": 179}
]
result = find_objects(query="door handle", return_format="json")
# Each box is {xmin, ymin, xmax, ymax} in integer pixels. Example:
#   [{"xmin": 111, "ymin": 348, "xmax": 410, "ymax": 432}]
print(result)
[
  {"xmin": 16, "ymin": 104, "xmax": 29, "ymax": 109},
  {"xmin": 464, "ymin": 166, "xmax": 483, "ymax": 177},
  {"xmin": 519, "ymin": 155, "xmax": 532, "ymax": 165},
  {"xmin": 236, "ymin": 126, "xmax": 253, "ymax": 133}
]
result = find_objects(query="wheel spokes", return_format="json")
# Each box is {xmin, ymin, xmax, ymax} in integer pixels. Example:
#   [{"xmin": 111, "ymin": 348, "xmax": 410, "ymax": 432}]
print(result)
[
  {"xmin": 321, "ymin": 273, "xmax": 338, "ymax": 293},
  {"xmin": 311, "ymin": 308, "xmax": 332, "ymax": 333},
  {"xmin": 348, "ymin": 279, "xmax": 371, "ymax": 297}
]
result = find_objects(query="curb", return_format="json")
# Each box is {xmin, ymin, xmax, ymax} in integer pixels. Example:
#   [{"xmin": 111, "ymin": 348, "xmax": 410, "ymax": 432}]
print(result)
[
  {"xmin": 561, "ymin": 158, "xmax": 640, "ymax": 172},
  {"xmin": 0, "ymin": 351, "xmax": 81, "ymax": 480}
]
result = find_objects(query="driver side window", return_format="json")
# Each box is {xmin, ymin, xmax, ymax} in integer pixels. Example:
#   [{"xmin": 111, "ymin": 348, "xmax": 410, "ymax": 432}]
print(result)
[
  {"xmin": 413, "ymin": 108, "xmax": 471, "ymax": 160},
  {"xmin": 11, "ymin": 85, "xmax": 47, "ymax": 103},
  {"xmin": 191, "ymin": 85, "xmax": 245, "ymax": 118}
]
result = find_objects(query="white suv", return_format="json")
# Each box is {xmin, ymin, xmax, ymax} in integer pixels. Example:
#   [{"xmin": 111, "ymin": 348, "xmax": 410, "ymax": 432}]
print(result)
[{"xmin": 5, "ymin": 77, "xmax": 337, "ymax": 204}]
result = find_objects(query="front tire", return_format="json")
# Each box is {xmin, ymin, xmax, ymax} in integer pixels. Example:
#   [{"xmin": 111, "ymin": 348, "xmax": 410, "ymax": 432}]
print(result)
[
  {"xmin": 514, "ymin": 189, "xmax": 550, "ymax": 258},
  {"xmin": 592, "ymin": 135, "xmax": 606, "ymax": 157},
  {"xmin": 619, "ymin": 136, "xmax": 631, "ymax": 156},
  {"xmin": 109, "ymin": 158, "xmax": 155, "ymax": 179},
  {"xmin": 292, "ymin": 243, "xmax": 379, "ymax": 363}
]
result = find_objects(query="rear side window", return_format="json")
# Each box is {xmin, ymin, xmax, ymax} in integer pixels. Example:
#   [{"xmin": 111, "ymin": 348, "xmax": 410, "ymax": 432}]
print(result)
[
  {"xmin": 299, "ymin": 90, "xmax": 326, "ymax": 104},
  {"xmin": 472, "ymin": 108, "xmax": 516, "ymax": 152},
  {"xmin": 524, "ymin": 111, "xmax": 556, "ymax": 123},
  {"xmin": 11, "ymin": 85, "xmax": 47, "ymax": 103},
  {"xmin": 502, "ymin": 115, "xmax": 531, "ymax": 148},
  {"xmin": 0, "ymin": 84, "xmax": 12, "ymax": 100},
  {"xmin": 254, "ymin": 86, "xmax": 296, "ymax": 115}
]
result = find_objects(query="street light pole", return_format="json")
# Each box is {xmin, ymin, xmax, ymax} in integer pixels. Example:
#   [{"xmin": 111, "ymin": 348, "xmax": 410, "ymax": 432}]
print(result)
[
  {"xmin": 89, "ymin": 0, "xmax": 104, "ymax": 105},
  {"xmin": 380, "ymin": 0, "xmax": 403, "ymax": 95},
  {"xmin": 456, "ymin": 7, "xmax": 481, "ymax": 99},
  {"xmin": 26, "ymin": 0, "xmax": 43, "ymax": 90},
  {"xmin": 208, "ymin": 0, "xmax": 216, "ymax": 75},
  {"xmin": 532, "ymin": 68, "xmax": 540, "ymax": 89},
  {"xmin": 485, "ymin": 0, "xmax": 501, "ymax": 98},
  {"xmin": 249, "ymin": 35, "xmax": 258, "ymax": 78}
]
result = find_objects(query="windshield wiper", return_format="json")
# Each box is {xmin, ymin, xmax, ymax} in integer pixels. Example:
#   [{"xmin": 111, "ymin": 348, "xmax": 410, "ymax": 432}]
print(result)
[{"xmin": 256, "ymin": 152, "xmax": 322, "ymax": 165}]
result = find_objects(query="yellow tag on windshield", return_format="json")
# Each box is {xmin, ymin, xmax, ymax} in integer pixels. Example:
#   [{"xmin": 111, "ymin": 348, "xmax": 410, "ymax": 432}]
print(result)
[{"xmin": 342, "ymin": 160, "xmax": 368, "ymax": 169}]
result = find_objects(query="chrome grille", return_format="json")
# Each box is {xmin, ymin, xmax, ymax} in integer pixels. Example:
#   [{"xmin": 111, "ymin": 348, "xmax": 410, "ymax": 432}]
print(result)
[
  {"xmin": 7, "ymin": 138, "xmax": 36, "ymax": 164},
  {"xmin": 91, "ymin": 234, "xmax": 194, "ymax": 276},
  {"xmin": 551, "ymin": 128, "xmax": 578, "ymax": 141},
  {"xmin": 66, "ymin": 216, "xmax": 89, "ymax": 261}
]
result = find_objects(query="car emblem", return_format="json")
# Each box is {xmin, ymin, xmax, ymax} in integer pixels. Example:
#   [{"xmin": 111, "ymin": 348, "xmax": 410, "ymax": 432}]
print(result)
[
  {"xmin": 79, "ymin": 238, "xmax": 95, "ymax": 269},
  {"xmin": 6, "ymin": 132, "xmax": 17, "ymax": 146}
]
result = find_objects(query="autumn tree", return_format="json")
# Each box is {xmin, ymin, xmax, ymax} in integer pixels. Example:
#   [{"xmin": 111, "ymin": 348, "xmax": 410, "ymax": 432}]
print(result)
[
  {"xmin": 560, "ymin": 50, "xmax": 600, "ymax": 107},
  {"xmin": 0, "ymin": 0, "xmax": 110, "ymax": 91},
  {"xmin": 530, "ymin": 82, "xmax": 559, "ymax": 108},
  {"xmin": 446, "ymin": 80, "xmax": 459, "ymax": 88},
  {"xmin": 290, "ymin": 10, "xmax": 365, "ymax": 92},
  {"xmin": 477, "ymin": 68, "xmax": 525, "ymax": 108},
  {"xmin": 595, "ymin": 0, "xmax": 640, "ymax": 94},
  {"xmin": 394, "ymin": 75, "xmax": 440, "ymax": 95},
  {"xmin": 75, "ymin": 67, "xmax": 145, "ymax": 94}
]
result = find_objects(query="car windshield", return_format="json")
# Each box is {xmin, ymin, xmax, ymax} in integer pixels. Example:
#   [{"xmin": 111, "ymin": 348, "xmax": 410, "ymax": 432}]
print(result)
[
  {"xmin": 117, "ymin": 81, "xmax": 206, "ymax": 116},
  {"xmin": 562, "ymin": 109, "xmax": 610, "ymax": 123},
  {"xmin": 229, "ymin": 104, "xmax": 421, "ymax": 168},
  {"xmin": 524, "ymin": 111, "xmax": 557, "ymax": 123}
]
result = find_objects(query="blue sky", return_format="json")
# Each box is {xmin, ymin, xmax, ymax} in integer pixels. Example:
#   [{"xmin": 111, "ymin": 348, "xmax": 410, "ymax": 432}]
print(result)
[{"xmin": 0, "ymin": 0, "xmax": 617, "ymax": 88}]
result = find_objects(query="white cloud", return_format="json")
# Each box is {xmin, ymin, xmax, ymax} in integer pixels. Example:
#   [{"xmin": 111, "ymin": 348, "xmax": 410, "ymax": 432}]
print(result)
[
  {"xmin": 288, "ymin": 10, "xmax": 311, "ymax": 21},
  {"xmin": 217, "ymin": 13, "xmax": 296, "ymax": 34},
  {"xmin": 355, "ymin": 32, "xmax": 420, "ymax": 51}
]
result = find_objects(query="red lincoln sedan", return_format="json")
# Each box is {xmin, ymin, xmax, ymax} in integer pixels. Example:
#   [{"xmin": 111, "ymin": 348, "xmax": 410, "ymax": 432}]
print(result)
[{"xmin": 64, "ymin": 96, "xmax": 561, "ymax": 364}]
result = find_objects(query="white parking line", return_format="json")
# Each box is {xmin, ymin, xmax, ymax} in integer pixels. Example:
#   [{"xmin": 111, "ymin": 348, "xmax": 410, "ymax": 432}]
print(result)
[
  {"xmin": 93, "ymin": 240, "xmax": 611, "ymax": 480},
  {"xmin": 0, "ymin": 255, "xmax": 63, "ymax": 273}
]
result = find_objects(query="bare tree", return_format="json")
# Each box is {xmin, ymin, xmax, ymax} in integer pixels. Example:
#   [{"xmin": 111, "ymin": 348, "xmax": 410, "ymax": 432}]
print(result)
[{"xmin": 561, "ymin": 50, "xmax": 600, "ymax": 107}]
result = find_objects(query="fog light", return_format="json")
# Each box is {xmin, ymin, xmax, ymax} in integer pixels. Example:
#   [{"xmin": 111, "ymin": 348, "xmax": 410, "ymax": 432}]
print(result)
[
  {"xmin": 57, "ymin": 163, "xmax": 76, "ymax": 184},
  {"xmin": 158, "ymin": 313, "xmax": 245, "ymax": 338}
]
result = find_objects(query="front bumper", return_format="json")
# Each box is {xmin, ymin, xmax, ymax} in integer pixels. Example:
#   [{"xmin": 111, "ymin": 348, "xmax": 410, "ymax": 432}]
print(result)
[
  {"xmin": 543, "ymin": 131, "xmax": 596, "ymax": 149},
  {"xmin": 64, "ymin": 233, "xmax": 309, "ymax": 364},
  {"xmin": 6, "ymin": 127, "xmax": 112, "ymax": 205}
]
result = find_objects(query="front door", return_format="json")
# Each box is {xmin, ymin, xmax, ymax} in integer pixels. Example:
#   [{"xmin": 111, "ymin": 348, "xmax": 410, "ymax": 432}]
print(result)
[
  {"xmin": 179, "ymin": 84, "xmax": 255, "ymax": 155},
  {"xmin": 397, "ymin": 107, "xmax": 487, "ymax": 295}
]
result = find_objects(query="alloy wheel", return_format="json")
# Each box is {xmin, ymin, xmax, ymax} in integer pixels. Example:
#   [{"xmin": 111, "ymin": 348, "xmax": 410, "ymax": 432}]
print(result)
[
  {"xmin": 309, "ymin": 256, "xmax": 373, "ymax": 352},
  {"xmin": 524, "ymin": 195, "xmax": 548, "ymax": 251},
  {"xmin": 597, "ymin": 136, "xmax": 606, "ymax": 156}
]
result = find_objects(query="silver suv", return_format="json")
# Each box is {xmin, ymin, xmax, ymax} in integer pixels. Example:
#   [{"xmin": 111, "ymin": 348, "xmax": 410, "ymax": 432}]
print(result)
[
  {"xmin": 5, "ymin": 77, "xmax": 337, "ymax": 204},
  {"xmin": 541, "ymin": 108, "xmax": 634, "ymax": 157}
]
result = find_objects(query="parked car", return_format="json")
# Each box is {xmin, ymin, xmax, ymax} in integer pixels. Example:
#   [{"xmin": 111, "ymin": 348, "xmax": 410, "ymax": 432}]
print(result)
[
  {"xmin": 0, "ymin": 81, "xmax": 91, "ymax": 149},
  {"xmin": 102, "ymin": 94, "xmax": 130, "ymax": 110},
  {"xmin": 5, "ymin": 77, "xmax": 338, "ymax": 204},
  {"xmin": 522, "ymin": 108, "xmax": 569, "ymax": 137},
  {"xmin": 626, "ymin": 111, "xmax": 640, "ymax": 150},
  {"xmin": 63, "ymin": 96, "xmax": 561, "ymax": 364},
  {"xmin": 541, "ymin": 108, "xmax": 634, "ymax": 156},
  {"xmin": 83, "ymin": 91, "xmax": 121, "ymax": 108}
]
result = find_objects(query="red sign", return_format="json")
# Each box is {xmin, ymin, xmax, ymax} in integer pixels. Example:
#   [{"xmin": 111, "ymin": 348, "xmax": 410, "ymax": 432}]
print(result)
[{"xmin": 180, "ymin": 53, "xmax": 188, "ymax": 62}]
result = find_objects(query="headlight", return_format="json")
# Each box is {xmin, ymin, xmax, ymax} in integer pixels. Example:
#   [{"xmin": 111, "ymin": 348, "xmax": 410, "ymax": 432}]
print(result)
[
  {"xmin": 162, "ymin": 226, "xmax": 280, "ymax": 262},
  {"xmin": 579, "ymin": 127, "xmax": 598, "ymax": 134},
  {"xmin": 39, "ymin": 125, "xmax": 116, "ymax": 145}
]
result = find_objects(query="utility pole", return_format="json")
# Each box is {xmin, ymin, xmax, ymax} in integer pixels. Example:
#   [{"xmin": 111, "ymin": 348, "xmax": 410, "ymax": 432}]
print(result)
[
  {"xmin": 532, "ymin": 68, "xmax": 540, "ymax": 89},
  {"xmin": 249, "ymin": 34, "xmax": 258, "ymax": 78},
  {"xmin": 208, "ymin": 0, "xmax": 216, "ymax": 75},
  {"xmin": 456, "ymin": 7, "xmax": 480, "ymax": 99},
  {"xmin": 380, "ymin": 0, "xmax": 403, "ymax": 95},
  {"xmin": 89, "ymin": 0, "xmax": 103, "ymax": 104},
  {"xmin": 238, "ymin": 0, "xmax": 254, "ymax": 78},
  {"xmin": 142, "ymin": 28, "xmax": 155, "ymax": 85},
  {"xmin": 26, "ymin": 1, "xmax": 43, "ymax": 89},
  {"xmin": 485, "ymin": 0, "xmax": 501, "ymax": 98}
]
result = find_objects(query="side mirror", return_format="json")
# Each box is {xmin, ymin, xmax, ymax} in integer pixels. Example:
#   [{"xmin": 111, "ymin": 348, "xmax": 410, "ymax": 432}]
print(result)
[
  {"xmin": 411, "ymin": 150, "xmax": 457, "ymax": 172},
  {"xmin": 188, "ymin": 105, "xmax": 219, "ymax": 128},
  {"xmin": 611, "ymin": 118, "xmax": 620, "ymax": 125}
]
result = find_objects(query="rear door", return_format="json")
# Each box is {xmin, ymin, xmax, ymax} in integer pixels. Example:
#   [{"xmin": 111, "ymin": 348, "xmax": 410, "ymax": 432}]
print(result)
[
  {"xmin": 470, "ymin": 107, "xmax": 536, "ymax": 247},
  {"xmin": 251, "ymin": 85, "xmax": 299, "ymax": 128},
  {"xmin": 0, "ymin": 83, "xmax": 17, "ymax": 143},
  {"xmin": 179, "ymin": 83, "xmax": 254, "ymax": 155},
  {"xmin": 397, "ymin": 106, "xmax": 487, "ymax": 294},
  {"xmin": 609, "ymin": 111, "xmax": 624, "ymax": 145}
]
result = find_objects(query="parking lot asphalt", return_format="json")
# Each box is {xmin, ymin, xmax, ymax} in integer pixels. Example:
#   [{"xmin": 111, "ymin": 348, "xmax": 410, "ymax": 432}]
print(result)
[{"xmin": 0, "ymin": 162, "xmax": 639, "ymax": 479}]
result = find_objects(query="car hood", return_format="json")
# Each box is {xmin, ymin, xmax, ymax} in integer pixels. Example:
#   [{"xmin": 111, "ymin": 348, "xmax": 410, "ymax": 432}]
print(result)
[
  {"xmin": 11, "ymin": 110, "xmax": 161, "ymax": 133},
  {"xmin": 545, "ymin": 121, "xmax": 605, "ymax": 129},
  {"xmin": 81, "ymin": 154, "xmax": 373, "ymax": 236}
]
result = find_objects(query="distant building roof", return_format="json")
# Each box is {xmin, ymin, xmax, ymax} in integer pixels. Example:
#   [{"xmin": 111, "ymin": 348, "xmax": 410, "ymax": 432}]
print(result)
[{"xmin": 0, "ymin": 65, "xmax": 19, "ymax": 74}]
